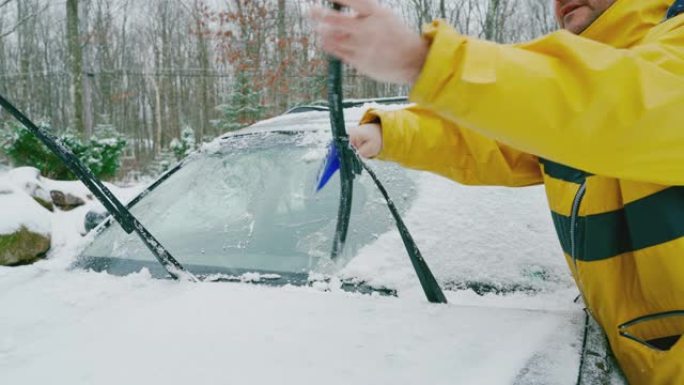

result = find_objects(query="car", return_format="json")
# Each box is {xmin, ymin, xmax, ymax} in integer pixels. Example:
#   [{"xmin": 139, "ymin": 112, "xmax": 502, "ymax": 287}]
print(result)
[
  {"xmin": 74, "ymin": 103, "xmax": 554, "ymax": 294},
  {"xmin": 77, "ymin": 104, "xmax": 424, "ymax": 290},
  {"xmin": 1, "ymin": 101, "xmax": 625, "ymax": 384}
]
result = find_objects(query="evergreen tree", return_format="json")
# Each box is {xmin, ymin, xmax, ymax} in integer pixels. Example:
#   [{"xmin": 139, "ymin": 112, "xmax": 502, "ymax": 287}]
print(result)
[{"xmin": 216, "ymin": 72, "xmax": 266, "ymax": 132}]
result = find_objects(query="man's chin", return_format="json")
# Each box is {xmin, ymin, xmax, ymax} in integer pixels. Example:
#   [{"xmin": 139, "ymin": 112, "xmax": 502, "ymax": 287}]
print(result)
[{"xmin": 562, "ymin": 8, "xmax": 594, "ymax": 34}]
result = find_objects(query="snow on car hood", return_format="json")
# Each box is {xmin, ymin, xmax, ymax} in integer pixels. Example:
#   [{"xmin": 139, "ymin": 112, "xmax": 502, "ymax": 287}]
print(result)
[
  {"xmin": 0, "ymin": 265, "xmax": 583, "ymax": 385},
  {"xmin": 341, "ymin": 172, "xmax": 575, "ymax": 299}
]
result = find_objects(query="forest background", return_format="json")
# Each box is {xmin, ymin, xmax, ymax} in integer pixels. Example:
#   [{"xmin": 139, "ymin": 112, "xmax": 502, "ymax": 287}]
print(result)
[{"xmin": 0, "ymin": 0, "xmax": 556, "ymax": 181}]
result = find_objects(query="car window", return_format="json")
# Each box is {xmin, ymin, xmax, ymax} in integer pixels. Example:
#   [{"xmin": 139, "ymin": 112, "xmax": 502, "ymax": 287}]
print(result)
[{"xmin": 78, "ymin": 131, "xmax": 416, "ymax": 282}]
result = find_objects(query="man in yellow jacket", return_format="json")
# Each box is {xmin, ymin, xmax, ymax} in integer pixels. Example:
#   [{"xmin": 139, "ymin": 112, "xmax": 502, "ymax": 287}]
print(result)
[{"xmin": 312, "ymin": 0, "xmax": 684, "ymax": 383}]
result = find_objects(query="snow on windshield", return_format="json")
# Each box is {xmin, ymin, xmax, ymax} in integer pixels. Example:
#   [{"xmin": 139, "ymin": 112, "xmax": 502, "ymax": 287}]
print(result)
[{"xmin": 79, "ymin": 130, "xmax": 416, "ymax": 280}]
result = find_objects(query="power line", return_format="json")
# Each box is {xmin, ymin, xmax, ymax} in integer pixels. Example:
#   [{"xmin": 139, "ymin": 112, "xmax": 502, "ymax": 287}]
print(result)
[{"xmin": 0, "ymin": 69, "xmax": 361, "ymax": 80}]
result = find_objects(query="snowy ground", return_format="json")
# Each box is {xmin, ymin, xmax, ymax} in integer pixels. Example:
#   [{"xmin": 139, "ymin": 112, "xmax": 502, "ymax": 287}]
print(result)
[{"xmin": 0, "ymin": 108, "xmax": 589, "ymax": 384}]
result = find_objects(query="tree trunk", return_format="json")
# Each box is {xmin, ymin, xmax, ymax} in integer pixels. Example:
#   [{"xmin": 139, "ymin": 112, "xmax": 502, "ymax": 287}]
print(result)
[
  {"xmin": 119, "ymin": 0, "xmax": 129, "ymax": 136},
  {"xmin": 276, "ymin": 0, "xmax": 288, "ymax": 111},
  {"xmin": 16, "ymin": 0, "xmax": 31, "ymax": 110},
  {"xmin": 67, "ymin": 0, "xmax": 85, "ymax": 136},
  {"xmin": 83, "ymin": 71, "xmax": 94, "ymax": 136},
  {"xmin": 0, "ymin": 11, "xmax": 5, "ymax": 94},
  {"xmin": 194, "ymin": 0, "xmax": 210, "ymax": 141},
  {"xmin": 484, "ymin": 0, "xmax": 504, "ymax": 42},
  {"xmin": 149, "ymin": 75, "xmax": 162, "ymax": 156}
]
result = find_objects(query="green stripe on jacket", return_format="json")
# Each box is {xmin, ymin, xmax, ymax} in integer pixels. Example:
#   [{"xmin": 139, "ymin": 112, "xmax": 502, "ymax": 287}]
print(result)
[{"xmin": 551, "ymin": 187, "xmax": 684, "ymax": 261}]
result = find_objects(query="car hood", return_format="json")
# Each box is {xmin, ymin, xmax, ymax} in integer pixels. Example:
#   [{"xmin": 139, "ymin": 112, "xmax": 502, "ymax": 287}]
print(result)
[{"xmin": 0, "ymin": 264, "xmax": 583, "ymax": 385}]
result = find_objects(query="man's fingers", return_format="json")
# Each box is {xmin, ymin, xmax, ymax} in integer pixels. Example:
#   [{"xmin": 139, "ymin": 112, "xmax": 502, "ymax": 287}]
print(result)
[
  {"xmin": 349, "ymin": 127, "xmax": 368, "ymax": 148},
  {"xmin": 310, "ymin": 2, "xmax": 373, "ymax": 64},
  {"xmin": 310, "ymin": 6, "xmax": 357, "ymax": 29},
  {"xmin": 322, "ymin": 42, "xmax": 355, "ymax": 62},
  {"xmin": 349, "ymin": 125, "xmax": 381, "ymax": 158},
  {"xmin": 321, "ymin": 32, "xmax": 356, "ymax": 51},
  {"xmin": 316, "ymin": 17, "xmax": 360, "ymax": 61},
  {"xmin": 356, "ymin": 140, "xmax": 378, "ymax": 158},
  {"xmin": 329, "ymin": 0, "xmax": 378, "ymax": 17},
  {"xmin": 315, "ymin": 22, "xmax": 356, "ymax": 39},
  {"xmin": 350, "ymin": 134, "xmax": 364, "ymax": 149}
]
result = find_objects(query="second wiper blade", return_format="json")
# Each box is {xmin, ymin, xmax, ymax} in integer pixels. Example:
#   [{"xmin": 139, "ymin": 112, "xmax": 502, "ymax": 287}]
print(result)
[{"xmin": 0, "ymin": 94, "xmax": 196, "ymax": 282}]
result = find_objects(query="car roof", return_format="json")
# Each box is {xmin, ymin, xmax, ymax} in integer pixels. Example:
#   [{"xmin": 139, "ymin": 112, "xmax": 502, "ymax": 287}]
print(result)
[{"xmin": 219, "ymin": 102, "xmax": 410, "ymax": 138}]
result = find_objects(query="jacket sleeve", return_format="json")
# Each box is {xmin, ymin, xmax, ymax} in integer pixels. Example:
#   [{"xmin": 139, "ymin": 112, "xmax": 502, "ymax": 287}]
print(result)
[
  {"xmin": 410, "ymin": 20, "xmax": 684, "ymax": 185},
  {"xmin": 360, "ymin": 106, "xmax": 543, "ymax": 187}
]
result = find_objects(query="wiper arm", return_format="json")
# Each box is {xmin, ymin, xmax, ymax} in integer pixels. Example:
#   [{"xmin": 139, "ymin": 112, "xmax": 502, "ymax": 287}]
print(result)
[
  {"xmin": 326, "ymin": 8, "xmax": 361, "ymax": 258},
  {"xmin": 0, "ymin": 94, "xmax": 197, "ymax": 282},
  {"xmin": 324, "ymin": 2, "xmax": 446, "ymax": 304}
]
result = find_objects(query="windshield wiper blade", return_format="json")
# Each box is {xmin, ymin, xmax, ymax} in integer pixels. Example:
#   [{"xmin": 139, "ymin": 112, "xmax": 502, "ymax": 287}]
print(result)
[
  {"xmin": 326, "ymin": 13, "xmax": 361, "ymax": 258},
  {"xmin": 0, "ymin": 94, "xmax": 197, "ymax": 282},
  {"xmin": 324, "ymin": 2, "xmax": 446, "ymax": 304}
]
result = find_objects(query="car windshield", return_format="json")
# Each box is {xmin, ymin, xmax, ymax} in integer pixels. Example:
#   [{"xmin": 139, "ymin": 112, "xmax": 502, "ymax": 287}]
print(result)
[{"xmin": 77, "ymin": 130, "xmax": 416, "ymax": 283}]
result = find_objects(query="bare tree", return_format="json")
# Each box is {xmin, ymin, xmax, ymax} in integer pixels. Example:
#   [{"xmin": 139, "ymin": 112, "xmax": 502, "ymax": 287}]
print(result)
[
  {"xmin": 191, "ymin": 0, "xmax": 212, "ymax": 140},
  {"xmin": 527, "ymin": 0, "xmax": 558, "ymax": 37},
  {"xmin": 67, "ymin": 0, "xmax": 86, "ymax": 135},
  {"xmin": 276, "ymin": 0, "xmax": 287, "ymax": 111}
]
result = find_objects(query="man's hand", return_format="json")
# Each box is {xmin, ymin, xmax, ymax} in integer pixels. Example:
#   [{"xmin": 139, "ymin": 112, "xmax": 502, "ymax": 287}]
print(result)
[
  {"xmin": 310, "ymin": 0, "xmax": 429, "ymax": 85},
  {"xmin": 349, "ymin": 123, "xmax": 383, "ymax": 158}
]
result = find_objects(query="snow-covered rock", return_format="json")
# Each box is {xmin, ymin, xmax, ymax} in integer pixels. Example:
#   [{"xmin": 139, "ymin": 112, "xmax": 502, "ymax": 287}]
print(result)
[
  {"xmin": 49, "ymin": 190, "xmax": 85, "ymax": 211},
  {"xmin": 0, "ymin": 177, "xmax": 52, "ymax": 265},
  {"xmin": 0, "ymin": 226, "xmax": 50, "ymax": 265}
]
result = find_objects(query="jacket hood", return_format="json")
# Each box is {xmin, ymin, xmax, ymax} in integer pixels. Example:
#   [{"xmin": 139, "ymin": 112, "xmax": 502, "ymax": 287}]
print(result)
[{"xmin": 581, "ymin": 0, "xmax": 671, "ymax": 47}]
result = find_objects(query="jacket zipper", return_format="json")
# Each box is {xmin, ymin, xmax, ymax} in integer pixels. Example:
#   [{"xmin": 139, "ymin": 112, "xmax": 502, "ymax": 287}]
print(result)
[
  {"xmin": 570, "ymin": 181, "xmax": 587, "ymax": 265},
  {"xmin": 570, "ymin": 181, "xmax": 590, "ymax": 313}
]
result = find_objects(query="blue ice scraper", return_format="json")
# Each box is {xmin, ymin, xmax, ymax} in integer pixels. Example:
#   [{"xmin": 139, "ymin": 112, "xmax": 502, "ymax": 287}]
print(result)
[{"xmin": 315, "ymin": 142, "xmax": 341, "ymax": 193}]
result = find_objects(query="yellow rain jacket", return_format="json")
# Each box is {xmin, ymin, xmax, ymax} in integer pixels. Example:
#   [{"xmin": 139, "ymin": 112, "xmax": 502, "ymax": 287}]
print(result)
[{"xmin": 361, "ymin": 0, "xmax": 684, "ymax": 383}]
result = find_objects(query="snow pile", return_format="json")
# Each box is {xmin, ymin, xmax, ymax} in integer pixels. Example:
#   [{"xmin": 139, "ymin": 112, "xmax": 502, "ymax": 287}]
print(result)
[
  {"xmin": 3, "ymin": 167, "xmax": 52, "ymax": 207},
  {"xmin": 0, "ymin": 177, "xmax": 51, "ymax": 236}
]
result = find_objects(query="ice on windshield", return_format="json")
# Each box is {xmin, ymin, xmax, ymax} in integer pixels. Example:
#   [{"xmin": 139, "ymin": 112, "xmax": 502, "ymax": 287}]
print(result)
[{"xmin": 79, "ymin": 131, "xmax": 416, "ymax": 281}]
